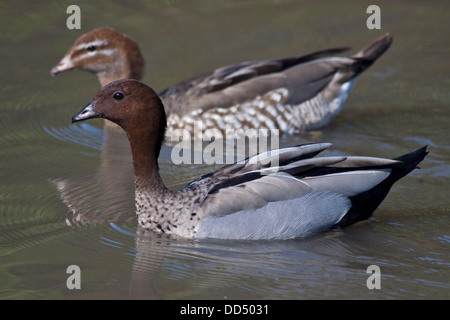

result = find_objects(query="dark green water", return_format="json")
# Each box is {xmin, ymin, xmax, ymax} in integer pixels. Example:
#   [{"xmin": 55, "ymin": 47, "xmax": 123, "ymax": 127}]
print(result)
[{"xmin": 0, "ymin": 0, "xmax": 449, "ymax": 299}]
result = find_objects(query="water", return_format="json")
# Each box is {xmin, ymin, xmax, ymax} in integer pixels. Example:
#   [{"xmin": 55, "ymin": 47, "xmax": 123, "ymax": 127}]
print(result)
[{"xmin": 1, "ymin": 0, "xmax": 449, "ymax": 300}]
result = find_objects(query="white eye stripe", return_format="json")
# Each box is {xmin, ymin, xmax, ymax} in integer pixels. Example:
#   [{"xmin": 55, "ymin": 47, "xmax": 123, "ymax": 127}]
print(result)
[
  {"xmin": 89, "ymin": 48, "xmax": 116, "ymax": 56},
  {"xmin": 72, "ymin": 48, "xmax": 117, "ymax": 62},
  {"xmin": 74, "ymin": 39, "xmax": 109, "ymax": 51}
]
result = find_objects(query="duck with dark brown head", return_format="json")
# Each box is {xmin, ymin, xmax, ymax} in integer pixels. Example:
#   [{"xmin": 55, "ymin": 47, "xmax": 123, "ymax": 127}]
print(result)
[{"xmin": 72, "ymin": 79, "xmax": 427, "ymax": 240}]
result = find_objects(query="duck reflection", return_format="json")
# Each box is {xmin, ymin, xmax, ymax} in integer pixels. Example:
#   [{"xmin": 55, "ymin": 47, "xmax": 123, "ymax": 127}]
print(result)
[
  {"xmin": 49, "ymin": 125, "xmax": 136, "ymax": 226},
  {"xmin": 127, "ymin": 226, "xmax": 352, "ymax": 299}
]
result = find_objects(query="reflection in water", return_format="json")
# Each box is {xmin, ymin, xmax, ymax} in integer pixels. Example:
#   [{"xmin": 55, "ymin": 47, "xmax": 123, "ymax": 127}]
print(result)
[
  {"xmin": 49, "ymin": 125, "xmax": 136, "ymax": 226},
  {"xmin": 129, "ymin": 229, "xmax": 168, "ymax": 299},
  {"xmin": 127, "ymin": 227, "xmax": 355, "ymax": 299},
  {"xmin": 126, "ymin": 221, "xmax": 447, "ymax": 299},
  {"xmin": 44, "ymin": 123, "xmax": 105, "ymax": 151}
]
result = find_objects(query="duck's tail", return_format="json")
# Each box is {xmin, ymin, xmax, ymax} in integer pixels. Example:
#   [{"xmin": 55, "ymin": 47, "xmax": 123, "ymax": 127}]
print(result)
[
  {"xmin": 335, "ymin": 145, "xmax": 428, "ymax": 228},
  {"xmin": 349, "ymin": 32, "xmax": 393, "ymax": 77}
]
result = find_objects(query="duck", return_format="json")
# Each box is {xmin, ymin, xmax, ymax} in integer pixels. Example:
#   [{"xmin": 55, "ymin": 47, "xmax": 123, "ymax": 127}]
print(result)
[
  {"xmin": 71, "ymin": 79, "xmax": 427, "ymax": 240},
  {"xmin": 53, "ymin": 27, "xmax": 393, "ymax": 137}
]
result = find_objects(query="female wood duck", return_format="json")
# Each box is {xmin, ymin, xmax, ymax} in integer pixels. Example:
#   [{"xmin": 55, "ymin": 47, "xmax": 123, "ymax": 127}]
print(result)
[{"xmin": 52, "ymin": 27, "xmax": 393, "ymax": 137}]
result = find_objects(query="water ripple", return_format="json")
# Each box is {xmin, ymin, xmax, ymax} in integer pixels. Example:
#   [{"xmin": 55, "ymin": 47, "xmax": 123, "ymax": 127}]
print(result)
[{"xmin": 43, "ymin": 123, "xmax": 104, "ymax": 151}]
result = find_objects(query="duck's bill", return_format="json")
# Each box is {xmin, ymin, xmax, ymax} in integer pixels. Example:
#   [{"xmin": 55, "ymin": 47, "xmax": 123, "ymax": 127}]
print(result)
[
  {"xmin": 72, "ymin": 102, "xmax": 100, "ymax": 123},
  {"xmin": 50, "ymin": 55, "xmax": 74, "ymax": 76}
]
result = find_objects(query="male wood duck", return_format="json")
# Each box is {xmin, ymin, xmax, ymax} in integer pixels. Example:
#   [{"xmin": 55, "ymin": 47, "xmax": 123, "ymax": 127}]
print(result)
[{"xmin": 71, "ymin": 79, "xmax": 427, "ymax": 240}]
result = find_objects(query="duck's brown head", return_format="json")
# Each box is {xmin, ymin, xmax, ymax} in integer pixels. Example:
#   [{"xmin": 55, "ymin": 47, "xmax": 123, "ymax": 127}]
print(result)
[
  {"xmin": 51, "ymin": 27, "xmax": 145, "ymax": 87},
  {"xmin": 72, "ymin": 79, "xmax": 166, "ymax": 146}
]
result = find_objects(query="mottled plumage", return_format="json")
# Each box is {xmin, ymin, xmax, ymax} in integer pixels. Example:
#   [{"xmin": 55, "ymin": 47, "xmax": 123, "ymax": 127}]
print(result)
[{"xmin": 52, "ymin": 27, "xmax": 393, "ymax": 135}]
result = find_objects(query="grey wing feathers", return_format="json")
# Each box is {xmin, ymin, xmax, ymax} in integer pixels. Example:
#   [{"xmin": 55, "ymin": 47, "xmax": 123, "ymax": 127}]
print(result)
[
  {"xmin": 197, "ymin": 143, "xmax": 397, "ymax": 218},
  {"xmin": 160, "ymin": 34, "xmax": 392, "ymax": 117},
  {"xmin": 197, "ymin": 48, "xmax": 351, "ymax": 95}
]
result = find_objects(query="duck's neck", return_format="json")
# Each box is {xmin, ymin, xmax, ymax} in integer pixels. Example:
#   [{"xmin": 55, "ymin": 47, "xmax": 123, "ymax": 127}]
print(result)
[
  {"xmin": 127, "ymin": 128, "xmax": 167, "ymax": 196},
  {"xmin": 98, "ymin": 65, "xmax": 133, "ymax": 88},
  {"xmin": 98, "ymin": 47, "xmax": 144, "ymax": 88},
  {"xmin": 128, "ymin": 128, "xmax": 174, "ymax": 230}
]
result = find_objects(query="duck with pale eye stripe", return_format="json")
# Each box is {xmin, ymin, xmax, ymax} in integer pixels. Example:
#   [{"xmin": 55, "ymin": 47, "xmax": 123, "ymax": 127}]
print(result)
[
  {"xmin": 51, "ymin": 27, "xmax": 393, "ymax": 137},
  {"xmin": 71, "ymin": 79, "xmax": 428, "ymax": 240}
]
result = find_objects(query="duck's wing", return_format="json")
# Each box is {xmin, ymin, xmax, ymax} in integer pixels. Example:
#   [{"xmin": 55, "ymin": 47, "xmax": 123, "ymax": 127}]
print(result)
[
  {"xmin": 195, "ymin": 171, "xmax": 351, "ymax": 240},
  {"xmin": 194, "ymin": 163, "xmax": 393, "ymax": 240},
  {"xmin": 190, "ymin": 143, "xmax": 427, "ymax": 240},
  {"xmin": 160, "ymin": 48, "xmax": 350, "ymax": 116},
  {"xmin": 186, "ymin": 142, "xmax": 333, "ymax": 191},
  {"xmin": 161, "ymin": 33, "xmax": 392, "ymax": 117},
  {"xmin": 160, "ymin": 47, "xmax": 349, "ymax": 98}
]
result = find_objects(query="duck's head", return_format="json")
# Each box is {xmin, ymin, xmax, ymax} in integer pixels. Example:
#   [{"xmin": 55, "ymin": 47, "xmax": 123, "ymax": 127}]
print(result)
[
  {"xmin": 72, "ymin": 79, "xmax": 166, "ymax": 142},
  {"xmin": 50, "ymin": 27, "xmax": 145, "ymax": 87}
]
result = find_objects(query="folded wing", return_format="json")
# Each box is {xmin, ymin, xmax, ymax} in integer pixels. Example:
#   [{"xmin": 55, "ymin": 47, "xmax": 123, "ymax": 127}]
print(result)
[{"xmin": 193, "ymin": 143, "xmax": 413, "ymax": 240}]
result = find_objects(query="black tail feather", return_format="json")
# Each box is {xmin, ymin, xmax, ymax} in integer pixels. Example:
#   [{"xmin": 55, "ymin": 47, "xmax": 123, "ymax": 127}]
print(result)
[{"xmin": 335, "ymin": 145, "xmax": 428, "ymax": 228}]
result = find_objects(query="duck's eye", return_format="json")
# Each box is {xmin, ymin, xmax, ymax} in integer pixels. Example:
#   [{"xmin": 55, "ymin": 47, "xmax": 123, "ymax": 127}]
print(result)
[
  {"xmin": 87, "ymin": 45, "xmax": 97, "ymax": 52},
  {"xmin": 113, "ymin": 92, "xmax": 124, "ymax": 100}
]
